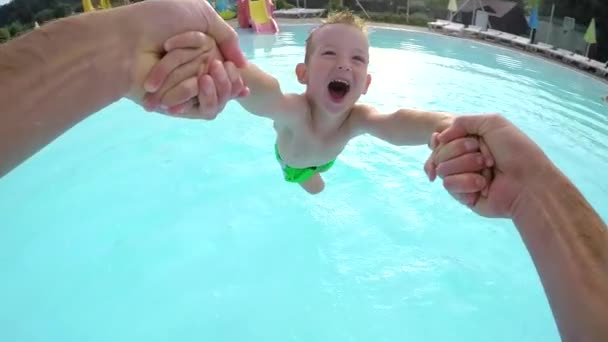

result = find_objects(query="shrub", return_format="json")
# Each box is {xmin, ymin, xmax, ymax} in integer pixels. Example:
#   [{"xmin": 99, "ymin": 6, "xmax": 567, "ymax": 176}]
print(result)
[
  {"xmin": 34, "ymin": 8, "xmax": 55, "ymax": 24},
  {"xmin": 8, "ymin": 21, "xmax": 24, "ymax": 37},
  {"xmin": 275, "ymin": 0, "xmax": 294, "ymax": 10},
  {"xmin": 0, "ymin": 27, "xmax": 10, "ymax": 43},
  {"xmin": 408, "ymin": 12, "xmax": 431, "ymax": 26},
  {"xmin": 327, "ymin": 0, "xmax": 346, "ymax": 12}
]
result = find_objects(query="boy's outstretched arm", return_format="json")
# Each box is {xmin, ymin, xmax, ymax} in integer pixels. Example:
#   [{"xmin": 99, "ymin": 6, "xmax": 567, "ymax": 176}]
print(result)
[
  {"xmin": 235, "ymin": 63, "xmax": 289, "ymax": 119},
  {"xmin": 352, "ymin": 105, "xmax": 454, "ymax": 146}
]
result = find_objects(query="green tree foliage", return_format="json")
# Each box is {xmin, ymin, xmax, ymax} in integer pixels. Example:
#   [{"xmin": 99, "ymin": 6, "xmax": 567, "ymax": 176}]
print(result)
[
  {"xmin": 0, "ymin": 27, "xmax": 10, "ymax": 42},
  {"xmin": 0, "ymin": 0, "xmax": 81, "ymax": 27},
  {"xmin": 34, "ymin": 8, "xmax": 55, "ymax": 23},
  {"xmin": 7, "ymin": 20, "xmax": 23, "ymax": 36}
]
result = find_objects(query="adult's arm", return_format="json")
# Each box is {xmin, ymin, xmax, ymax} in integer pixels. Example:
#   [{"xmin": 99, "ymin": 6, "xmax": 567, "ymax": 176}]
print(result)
[
  {"xmin": 0, "ymin": 0, "xmax": 247, "ymax": 178},
  {"xmin": 428, "ymin": 114, "xmax": 608, "ymax": 341},
  {"xmin": 512, "ymin": 167, "xmax": 608, "ymax": 342},
  {"xmin": 0, "ymin": 10, "xmax": 134, "ymax": 178}
]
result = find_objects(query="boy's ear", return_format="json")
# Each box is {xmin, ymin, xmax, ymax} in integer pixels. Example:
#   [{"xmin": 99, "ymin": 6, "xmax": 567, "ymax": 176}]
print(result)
[
  {"xmin": 295, "ymin": 63, "xmax": 307, "ymax": 84},
  {"xmin": 362, "ymin": 74, "xmax": 372, "ymax": 94}
]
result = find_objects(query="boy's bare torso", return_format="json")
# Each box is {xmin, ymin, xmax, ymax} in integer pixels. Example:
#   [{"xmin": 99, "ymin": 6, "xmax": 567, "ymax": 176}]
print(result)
[{"xmin": 273, "ymin": 93, "xmax": 367, "ymax": 168}]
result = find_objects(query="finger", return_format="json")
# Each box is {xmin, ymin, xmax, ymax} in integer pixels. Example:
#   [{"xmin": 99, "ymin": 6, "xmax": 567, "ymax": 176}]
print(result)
[
  {"xmin": 481, "ymin": 167, "xmax": 493, "ymax": 197},
  {"xmin": 237, "ymin": 87, "xmax": 251, "ymax": 98},
  {"xmin": 168, "ymin": 98, "xmax": 198, "ymax": 118},
  {"xmin": 167, "ymin": 102, "xmax": 188, "ymax": 116},
  {"xmin": 433, "ymin": 137, "xmax": 480, "ymax": 165},
  {"xmin": 149, "ymin": 58, "xmax": 203, "ymax": 107},
  {"xmin": 218, "ymin": 36, "xmax": 247, "ymax": 68},
  {"xmin": 143, "ymin": 92, "xmax": 159, "ymax": 112},
  {"xmin": 204, "ymin": 7, "xmax": 248, "ymax": 67},
  {"xmin": 424, "ymin": 157, "xmax": 437, "ymax": 182},
  {"xmin": 436, "ymin": 152, "xmax": 485, "ymax": 178},
  {"xmin": 452, "ymin": 192, "xmax": 480, "ymax": 207},
  {"xmin": 225, "ymin": 62, "xmax": 250, "ymax": 98},
  {"xmin": 428, "ymin": 132, "xmax": 440, "ymax": 150},
  {"xmin": 209, "ymin": 60, "xmax": 231, "ymax": 110},
  {"xmin": 197, "ymin": 74, "xmax": 219, "ymax": 120},
  {"xmin": 437, "ymin": 114, "xmax": 495, "ymax": 144},
  {"xmin": 164, "ymin": 31, "xmax": 211, "ymax": 51},
  {"xmin": 442, "ymin": 173, "xmax": 487, "ymax": 193},
  {"xmin": 144, "ymin": 48, "xmax": 202, "ymax": 93},
  {"xmin": 224, "ymin": 61, "xmax": 245, "ymax": 99},
  {"xmin": 424, "ymin": 146, "xmax": 440, "ymax": 182},
  {"xmin": 462, "ymin": 193, "xmax": 480, "ymax": 207},
  {"xmin": 479, "ymin": 138, "xmax": 494, "ymax": 167},
  {"xmin": 160, "ymin": 77, "xmax": 199, "ymax": 109}
]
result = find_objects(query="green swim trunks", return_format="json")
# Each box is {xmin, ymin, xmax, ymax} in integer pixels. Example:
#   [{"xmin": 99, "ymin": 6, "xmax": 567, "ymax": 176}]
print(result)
[{"xmin": 275, "ymin": 144, "xmax": 335, "ymax": 183}]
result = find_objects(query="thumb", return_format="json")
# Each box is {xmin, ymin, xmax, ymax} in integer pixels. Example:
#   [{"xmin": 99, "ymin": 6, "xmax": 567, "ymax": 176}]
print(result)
[
  {"xmin": 437, "ymin": 114, "xmax": 490, "ymax": 145},
  {"xmin": 219, "ymin": 39, "xmax": 248, "ymax": 68},
  {"xmin": 203, "ymin": 6, "xmax": 247, "ymax": 67}
]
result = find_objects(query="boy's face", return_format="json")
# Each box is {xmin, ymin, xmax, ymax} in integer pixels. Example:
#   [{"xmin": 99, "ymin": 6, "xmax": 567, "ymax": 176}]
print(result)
[{"xmin": 296, "ymin": 23, "xmax": 372, "ymax": 115}]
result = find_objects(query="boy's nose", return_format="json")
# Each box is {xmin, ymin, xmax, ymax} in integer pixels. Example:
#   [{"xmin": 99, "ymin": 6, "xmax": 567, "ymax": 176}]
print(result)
[{"xmin": 337, "ymin": 65, "xmax": 352, "ymax": 71}]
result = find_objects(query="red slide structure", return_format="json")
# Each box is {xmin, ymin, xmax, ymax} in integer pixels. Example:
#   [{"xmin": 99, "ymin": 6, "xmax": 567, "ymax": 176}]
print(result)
[{"xmin": 237, "ymin": 0, "xmax": 279, "ymax": 34}]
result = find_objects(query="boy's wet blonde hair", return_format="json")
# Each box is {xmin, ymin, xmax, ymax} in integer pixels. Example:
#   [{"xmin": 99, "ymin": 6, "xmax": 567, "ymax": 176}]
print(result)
[{"xmin": 304, "ymin": 10, "xmax": 368, "ymax": 64}]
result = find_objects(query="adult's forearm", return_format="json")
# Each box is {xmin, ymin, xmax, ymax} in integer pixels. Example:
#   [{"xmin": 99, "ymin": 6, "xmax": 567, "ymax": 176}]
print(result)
[
  {"xmin": 0, "ymin": 9, "xmax": 135, "ymax": 177},
  {"xmin": 512, "ymin": 167, "xmax": 608, "ymax": 341}
]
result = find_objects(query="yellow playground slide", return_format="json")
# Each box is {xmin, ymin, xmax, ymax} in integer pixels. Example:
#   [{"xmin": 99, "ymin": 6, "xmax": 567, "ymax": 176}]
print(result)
[
  {"xmin": 247, "ymin": 0, "xmax": 277, "ymax": 33},
  {"xmin": 82, "ymin": 0, "xmax": 112, "ymax": 12}
]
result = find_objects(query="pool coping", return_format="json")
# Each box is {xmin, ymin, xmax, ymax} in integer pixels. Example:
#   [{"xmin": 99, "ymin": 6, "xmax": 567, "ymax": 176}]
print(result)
[{"xmin": 228, "ymin": 18, "xmax": 608, "ymax": 87}]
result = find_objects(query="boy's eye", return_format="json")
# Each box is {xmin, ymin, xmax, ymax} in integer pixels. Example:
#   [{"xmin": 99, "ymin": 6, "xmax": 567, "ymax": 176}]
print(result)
[
  {"xmin": 322, "ymin": 51, "xmax": 336, "ymax": 56},
  {"xmin": 353, "ymin": 56, "xmax": 366, "ymax": 63}
]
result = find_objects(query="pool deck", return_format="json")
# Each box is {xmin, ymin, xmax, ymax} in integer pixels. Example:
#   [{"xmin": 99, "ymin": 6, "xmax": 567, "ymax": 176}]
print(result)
[{"xmin": 230, "ymin": 18, "xmax": 608, "ymax": 85}]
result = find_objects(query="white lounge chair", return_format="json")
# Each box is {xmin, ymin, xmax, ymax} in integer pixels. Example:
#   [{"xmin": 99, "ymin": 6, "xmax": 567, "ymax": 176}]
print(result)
[
  {"xmin": 589, "ymin": 60, "xmax": 608, "ymax": 76},
  {"xmin": 427, "ymin": 19, "xmax": 451, "ymax": 31},
  {"xmin": 565, "ymin": 53, "xmax": 593, "ymax": 68},
  {"xmin": 495, "ymin": 32, "xmax": 518, "ymax": 44},
  {"xmin": 532, "ymin": 42, "xmax": 555, "ymax": 54},
  {"xmin": 547, "ymin": 48, "xmax": 574, "ymax": 60},
  {"xmin": 273, "ymin": 8, "xmax": 326, "ymax": 18},
  {"xmin": 479, "ymin": 29, "xmax": 503, "ymax": 41},
  {"xmin": 510, "ymin": 36, "xmax": 532, "ymax": 50},
  {"xmin": 464, "ymin": 25, "xmax": 484, "ymax": 37},
  {"xmin": 442, "ymin": 23, "xmax": 465, "ymax": 36}
]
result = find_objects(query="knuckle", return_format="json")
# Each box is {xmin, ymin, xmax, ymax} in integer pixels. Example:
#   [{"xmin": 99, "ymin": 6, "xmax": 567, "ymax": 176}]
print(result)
[
  {"xmin": 191, "ymin": 31, "xmax": 205, "ymax": 41},
  {"xmin": 155, "ymin": 63, "xmax": 169, "ymax": 80},
  {"xmin": 174, "ymin": 86, "xmax": 192, "ymax": 104},
  {"xmin": 225, "ymin": 61, "xmax": 236, "ymax": 69},
  {"xmin": 226, "ymin": 67, "xmax": 238, "ymax": 82},
  {"xmin": 469, "ymin": 152, "xmax": 483, "ymax": 163},
  {"xmin": 217, "ymin": 77, "xmax": 231, "ymax": 93},
  {"xmin": 207, "ymin": 93, "xmax": 219, "ymax": 107},
  {"xmin": 488, "ymin": 113, "xmax": 504, "ymax": 122},
  {"xmin": 442, "ymin": 177, "xmax": 454, "ymax": 190},
  {"xmin": 177, "ymin": 50, "xmax": 190, "ymax": 65},
  {"xmin": 185, "ymin": 84, "xmax": 198, "ymax": 100}
]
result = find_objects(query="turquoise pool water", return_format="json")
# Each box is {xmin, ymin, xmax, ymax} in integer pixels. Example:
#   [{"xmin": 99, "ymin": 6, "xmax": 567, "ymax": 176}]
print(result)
[{"xmin": 1, "ymin": 24, "xmax": 607, "ymax": 341}]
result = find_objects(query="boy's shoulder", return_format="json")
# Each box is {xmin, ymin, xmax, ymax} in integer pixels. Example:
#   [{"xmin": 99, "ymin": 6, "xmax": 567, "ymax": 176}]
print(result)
[
  {"xmin": 345, "ymin": 103, "xmax": 380, "ymax": 137},
  {"xmin": 274, "ymin": 92, "xmax": 312, "ymax": 123},
  {"xmin": 280, "ymin": 92, "xmax": 309, "ymax": 112},
  {"xmin": 349, "ymin": 103, "xmax": 380, "ymax": 121}
]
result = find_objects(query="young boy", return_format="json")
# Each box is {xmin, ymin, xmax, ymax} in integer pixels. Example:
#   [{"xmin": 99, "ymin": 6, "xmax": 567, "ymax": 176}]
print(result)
[{"xmin": 145, "ymin": 11, "xmax": 486, "ymax": 194}]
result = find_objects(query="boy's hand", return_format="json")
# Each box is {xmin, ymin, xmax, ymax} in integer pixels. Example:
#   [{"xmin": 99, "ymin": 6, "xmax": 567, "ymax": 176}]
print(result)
[
  {"xmin": 424, "ymin": 114, "xmax": 558, "ymax": 218},
  {"xmin": 161, "ymin": 60, "xmax": 248, "ymax": 119},
  {"xmin": 143, "ymin": 31, "xmax": 249, "ymax": 119},
  {"xmin": 425, "ymin": 132, "xmax": 495, "ymax": 207}
]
